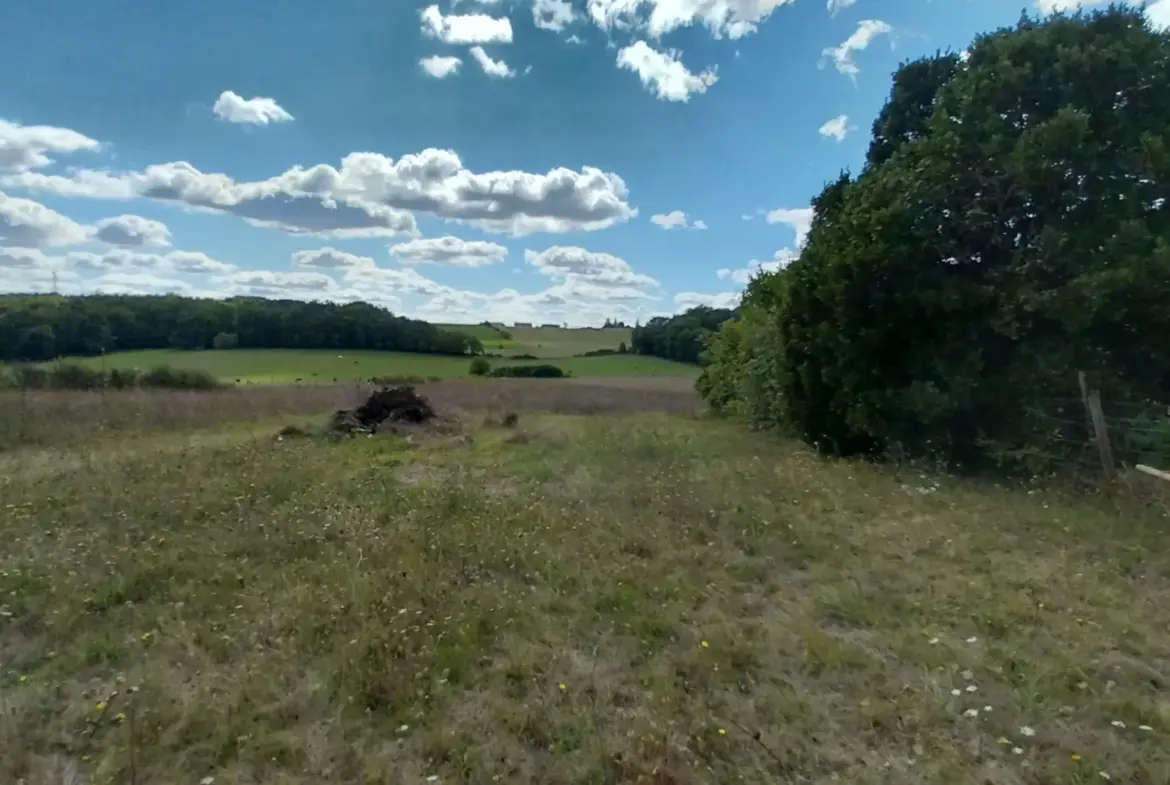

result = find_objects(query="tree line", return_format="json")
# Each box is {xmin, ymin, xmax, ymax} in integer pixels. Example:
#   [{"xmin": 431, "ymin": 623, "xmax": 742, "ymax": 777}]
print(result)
[
  {"xmin": 0, "ymin": 294, "xmax": 483, "ymax": 363},
  {"xmin": 698, "ymin": 7, "xmax": 1170, "ymax": 473},
  {"xmin": 631, "ymin": 307, "xmax": 735, "ymax": 364}
]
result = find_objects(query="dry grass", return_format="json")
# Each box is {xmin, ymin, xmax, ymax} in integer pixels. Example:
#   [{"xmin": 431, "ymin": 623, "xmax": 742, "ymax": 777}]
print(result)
[
  {"xmin": 0, "ymin": 379, "xmax": 700, "ymax": 450},
  {"xmin": 2, "ymin": 387, "xmax": 1169, "ymax": 784}
]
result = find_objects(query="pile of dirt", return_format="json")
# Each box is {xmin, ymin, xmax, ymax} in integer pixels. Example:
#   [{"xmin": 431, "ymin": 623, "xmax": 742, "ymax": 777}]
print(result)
[{"xmin": 329, "ymin": 385, "xmax": 437, "ymax": 435}]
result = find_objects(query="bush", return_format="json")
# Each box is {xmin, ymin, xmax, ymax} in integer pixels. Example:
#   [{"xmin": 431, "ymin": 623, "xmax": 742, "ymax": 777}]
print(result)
[
  {"xmin": 509, "ymin": 353, "xmax": 539, "ymax": 360},
  {"xmin": 0, "ymin": 363, "xmax": 224, "ymax": 391},
  {"xmin": 469, "ymin": 357, "xmax": 491, "ymax": 376},
  {"xmin": 137, "ymin": 366, "xmax": 223, "ymax": 390},
  {"xmin": 489, "ymin": 364, "xmax": 566, "ymax": 379}
]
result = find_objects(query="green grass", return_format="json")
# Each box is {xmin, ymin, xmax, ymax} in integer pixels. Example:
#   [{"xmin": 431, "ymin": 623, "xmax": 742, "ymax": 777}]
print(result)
[
  {"xmin": 435, "ymin": 323, "xmax": 513, "ymax": 343},
  {"xmin": 51, "ymin": 348, "xmax": 695, "ymax": 383},
  {"xmin": 441, "ymin": 324, "xmax": 633, "ymax": 358},
  {"xmin": 2, "ymin": 390, "xmax": 1168, "ymax": 784}
]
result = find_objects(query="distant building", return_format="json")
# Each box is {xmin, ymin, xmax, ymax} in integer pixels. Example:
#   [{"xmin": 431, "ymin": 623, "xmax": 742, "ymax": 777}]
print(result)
[
  {"xmin": 539, "ymin": 322, "xmax": 559, "ymax": 329},
  {"xmin": 512, "ymin": 321, "xmax": 533, "ymax": 328}
]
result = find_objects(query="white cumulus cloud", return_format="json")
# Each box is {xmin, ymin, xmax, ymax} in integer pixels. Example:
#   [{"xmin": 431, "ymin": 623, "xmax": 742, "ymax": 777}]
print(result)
[
  {"xmin": 534, "ymin": 0, "xmax": 577, "ymax": 31},
  {"xmin": 93, "ymin": 214, "xmax": 171, "ymax": 247},
  {"xmin": 212, "ymin": 91, "xmax": 294, "ymax": 125},
  {"xmin": 420, "ymin": 5, "xmax": 513, "ymax": 44},
  {"xmin": 65, "ymin": 248, "xmax": 236, "ymax": 274},
  {"xmin": 0, "ymin": 191, "xmax": 91, "ymax": 247},
  {"xmin": 820, "ymin": 19, "xmax": 892, "ymax": 79},
  {"xmin": 292, "ymin": 247, "xmax": 377, "ymax": 270},
  {"xmin": 525, "ymin": 246, "xmax": 658, "ymax": 288},
  {"xmin": 827, "ymin": 0, "xmax": 857, "ymax": 16},
  {"xmin": 469, "ymin": 46, "xmax": 516, "ymax": 78},
  {"xmin": 588, "ymin": 0, "xmax": 795, "ymax": 39},
  {"xmin": 390, "ymin": 236, "xmax": 508, "ymax": 267},
  {"xmin": 419, "ymin": 56, "xmax": 463, "ymax": 79},
  {"xmin": 651, "ymin": 210, "xmax": 706, "ymax": 230},
  {"xmin": 818, "ymin": 114, "xmax": 851, "ymax": 141},
  {"xmin": 617, "ymin": 42, "xmax": 717, "ymax": 102},
  {"xmin": 765, "ymin": 206, "xmax": 814, "ymax": 248},
  {"xmin": 0, "ymin": 118, "xmax": 100, "ymax": 173},
  {"xmin": 9, "ymin": 135, "xmax": 637, "ymax": 237},
  {"xmin": 716, "ymin": 248, "xmax": 798, "ymax": 285}
]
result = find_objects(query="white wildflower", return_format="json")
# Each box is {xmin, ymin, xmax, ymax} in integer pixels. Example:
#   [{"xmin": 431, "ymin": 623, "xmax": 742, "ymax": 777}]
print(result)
[
  {"xmin": 1111, "ymin": 720, "xmax": 1126, "ymax": 729},
  {"xmin": 1020, "ymin": 726, "xmax": 1036, "ymax": 737},
  {"xmin": 1012, "ymin": 747, "xmax": 1024, "ymax": 755},
  {"xmin": 963, "ymin": 708, "xmax": 980, "ymax": 718}
]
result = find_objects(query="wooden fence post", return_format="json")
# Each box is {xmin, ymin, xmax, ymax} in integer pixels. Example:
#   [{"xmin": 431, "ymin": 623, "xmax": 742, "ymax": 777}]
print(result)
[{"xmin": 1086, "ymin": 387, "xmax": 1115, "ymax": 478}]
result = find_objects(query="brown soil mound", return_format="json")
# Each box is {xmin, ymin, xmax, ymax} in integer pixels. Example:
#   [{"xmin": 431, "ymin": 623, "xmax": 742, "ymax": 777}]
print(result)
[{"xmin": 329, "ymin": 385, "xmax": 437, "ymax": 435}]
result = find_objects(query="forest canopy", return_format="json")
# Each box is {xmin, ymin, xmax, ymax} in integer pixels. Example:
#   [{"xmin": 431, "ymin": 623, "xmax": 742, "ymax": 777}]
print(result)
[
  {"xmin": 630, "ymin": 306, "xmax": 736, "ymax": 364},
  {"xmin": 0, "ymin": 294, "xmax": 483, "ymax": 362}
]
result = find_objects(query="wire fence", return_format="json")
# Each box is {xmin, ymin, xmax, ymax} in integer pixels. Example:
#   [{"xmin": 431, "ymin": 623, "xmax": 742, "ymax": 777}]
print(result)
[{"xmin": 1029, "ymin": 389, "xmax": 1170, "ymax": 480}]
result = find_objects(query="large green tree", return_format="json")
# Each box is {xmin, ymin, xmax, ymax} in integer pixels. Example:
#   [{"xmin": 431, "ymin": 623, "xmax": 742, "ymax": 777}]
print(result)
[{"xmin": 701, "ymin": 6, "xmax": 1170, "ymax": 470}]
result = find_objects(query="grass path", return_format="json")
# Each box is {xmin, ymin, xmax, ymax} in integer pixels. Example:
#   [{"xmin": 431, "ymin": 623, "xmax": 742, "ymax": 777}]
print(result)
[{"xmin": 2, "ymin": 412, "xmax": 1168, "ymax": 783}]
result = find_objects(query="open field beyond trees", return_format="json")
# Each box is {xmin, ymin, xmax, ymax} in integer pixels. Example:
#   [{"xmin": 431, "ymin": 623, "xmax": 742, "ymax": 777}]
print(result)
[
  {"xmin": 46, "ymin": 347, "xmax": 693, "ymax": 385},
  {"xmin": 2, "ymin": 381, "xmax": 1169, "ymax": 784},
  {"xmin": 437, "ymin": 325, "xmax": 634, "ymax": 359}
]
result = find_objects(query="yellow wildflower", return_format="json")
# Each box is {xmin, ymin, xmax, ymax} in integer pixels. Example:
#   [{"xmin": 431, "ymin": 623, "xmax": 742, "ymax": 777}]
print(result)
[
  {"xmin": 95, "ymin": 701, "xmax": 106, "ymax": 712},
  {"xmin": 700, "ymin": 640, "xmax": 709, "ymax": 648}
]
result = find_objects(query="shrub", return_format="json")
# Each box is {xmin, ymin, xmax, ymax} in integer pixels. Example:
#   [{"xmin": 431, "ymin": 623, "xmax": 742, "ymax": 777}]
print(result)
[
  {"xmin": 509, "ymin": 353, "xmax": 539, "ymax": 360},
  {"xmin": 137, "ymin": 366, "xmax": 223, "ymax": 390},
  {"xmin": 490, "ymin": 364, "xmax": 565, "ymax": 379},
  {"xmin": 469, "ymin": 357, "xmax": 491, "ymax": 376},
  {"xmin": 0, "ymin": 363, "xmax": 224, "ymax": 391}
]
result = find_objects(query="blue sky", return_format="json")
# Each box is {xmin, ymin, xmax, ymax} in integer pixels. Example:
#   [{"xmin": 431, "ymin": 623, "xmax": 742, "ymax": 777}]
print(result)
[{"xmin": 1, "ymin": 0, "xmax": 1158, "ymax": 325}]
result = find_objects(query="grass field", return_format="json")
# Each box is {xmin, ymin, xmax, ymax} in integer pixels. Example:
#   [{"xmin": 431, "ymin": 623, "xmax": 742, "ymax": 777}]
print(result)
[
  {"xmin": 52, "ymin": 348, "xmax": 694, "ymax": 384},
  {"xmin": 439, "ymin": 324, "xmax": 633, "ymax": 359},
  {"xmin": 2, "ymin": 382, "xmax": 1168, "ymax": 784}
]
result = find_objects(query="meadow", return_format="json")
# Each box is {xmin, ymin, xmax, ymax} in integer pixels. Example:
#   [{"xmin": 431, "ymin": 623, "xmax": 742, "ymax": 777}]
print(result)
[
  {"xmin": 1, "ymin": 380, "xmax": 1168, "ymax": 784},
  {"xmin": 438, "ymin": 324, "xmax": 633, "ymax": 359},
  {"xmin": 52, "ymin": 347, "xmax": 693, "ymax": 384}
]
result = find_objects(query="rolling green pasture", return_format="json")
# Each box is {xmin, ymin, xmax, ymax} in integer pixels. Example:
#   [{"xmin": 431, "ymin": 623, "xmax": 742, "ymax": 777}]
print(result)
[{"xmin": 440, "ymin": 324, "xmax": 633, "ymax": 358}]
